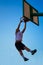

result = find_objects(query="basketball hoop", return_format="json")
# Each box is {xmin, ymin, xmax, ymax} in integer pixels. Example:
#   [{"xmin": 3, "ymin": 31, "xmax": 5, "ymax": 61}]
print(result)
[{"xmin": 20, "ymin": 16, "xmax": 30, "ymax": 22}]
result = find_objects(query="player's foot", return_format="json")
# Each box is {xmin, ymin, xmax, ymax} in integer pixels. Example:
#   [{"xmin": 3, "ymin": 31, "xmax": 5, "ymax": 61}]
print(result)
[
  {"xmin": 24, "ymin": 57, "xmax": 29, "ymax": 61},
  {"xmin": 31, "ymin": 49, "xmax": 37, "ymax": 55}
]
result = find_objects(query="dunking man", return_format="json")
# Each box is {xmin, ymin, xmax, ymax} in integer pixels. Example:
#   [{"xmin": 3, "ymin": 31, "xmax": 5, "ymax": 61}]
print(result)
[{"xmin": 15, "ymin": 18, "xmax": 37, "ymax": 61}]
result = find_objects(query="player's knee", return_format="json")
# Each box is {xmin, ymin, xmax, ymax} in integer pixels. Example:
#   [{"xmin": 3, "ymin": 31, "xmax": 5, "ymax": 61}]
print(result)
[{"xmin": 19, "ymin": 50, "xmax": 22, "ymax": 55}]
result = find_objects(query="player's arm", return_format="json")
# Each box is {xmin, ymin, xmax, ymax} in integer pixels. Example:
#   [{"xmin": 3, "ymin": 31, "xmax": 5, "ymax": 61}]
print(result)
[
  {"xmin": 17, "ymin": 21, "xmax": 22, "ymax": 29},
  {"xmin": 21, "ymin": 22, "xmax": 26, "ymax": 33},
  {"xmin": 15, "ymin": 21, "xmax": 22, "ymax": 33}
]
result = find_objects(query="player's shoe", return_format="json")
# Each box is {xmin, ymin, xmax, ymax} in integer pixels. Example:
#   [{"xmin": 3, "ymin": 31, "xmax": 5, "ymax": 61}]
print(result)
[
  {"xmin": 31, "ymin": 49, "xmax": 37, "ymax": 55},
  {"xmin": 24, "ymin": 57, "xmax": 29, "ymax": 61}
]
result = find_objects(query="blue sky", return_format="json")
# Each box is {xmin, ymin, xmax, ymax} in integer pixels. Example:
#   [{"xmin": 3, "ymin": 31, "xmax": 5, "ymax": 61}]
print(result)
[{"xmin": 0, "ymin": 0, "xmax": 43, "ymax": 65}]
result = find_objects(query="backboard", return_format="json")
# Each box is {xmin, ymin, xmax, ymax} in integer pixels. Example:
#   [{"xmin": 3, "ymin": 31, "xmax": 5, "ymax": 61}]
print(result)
[{"xmin": 22, "ymin": 0, "xmax": 39, "ymax": 26}]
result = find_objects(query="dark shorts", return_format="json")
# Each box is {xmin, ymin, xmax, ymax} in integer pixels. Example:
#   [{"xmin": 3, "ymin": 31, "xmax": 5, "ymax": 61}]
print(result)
[{"xmin": 15, "ymin": 41, "xmax": 25, "ymax": 51}]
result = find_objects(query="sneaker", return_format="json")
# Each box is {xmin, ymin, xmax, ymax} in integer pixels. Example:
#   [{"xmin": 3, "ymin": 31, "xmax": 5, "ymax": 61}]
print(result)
[
  {"xmin": 24, "ymin": 57, "xmax": 29, "ymax": 61},
  {"xmin": 31, "ymin": 49, "xmax": 37, "ymax": 55}
]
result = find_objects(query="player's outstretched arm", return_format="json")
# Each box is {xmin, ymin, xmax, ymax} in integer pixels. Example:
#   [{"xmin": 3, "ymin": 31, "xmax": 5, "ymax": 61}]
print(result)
[
  {"xmin": 15, "ymin": 21, "xmax": 22, "ymax": 33},
  {"xmin": 17, "ymin": 21, "xmax": 22, "ymax": 29},
  {"xmin": 22, "ymin": 22, "xmax": 26, "ymax": 33}
]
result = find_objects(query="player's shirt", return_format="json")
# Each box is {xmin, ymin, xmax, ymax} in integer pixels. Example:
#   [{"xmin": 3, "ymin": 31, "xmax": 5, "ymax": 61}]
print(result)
[{"xmin": 15, "ymin": 31, "xmax": 23, "ymax": 41}]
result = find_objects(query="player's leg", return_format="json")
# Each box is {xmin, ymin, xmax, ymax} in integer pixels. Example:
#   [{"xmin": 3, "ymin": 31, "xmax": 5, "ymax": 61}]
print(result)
[
  {"xmin": 24, "ymin": 46, "xmax": 32, "ymax": 52},
  {"xmin": 24, "ymin": 46, "xmax": 37, "ymax": 55},
  {"xmin": 19, "ymin": 50, "xmax": 29, "ymax": 61},
  {"xmin": 15, "ymin": 42, "xmax": 28, "ymax": 61}
]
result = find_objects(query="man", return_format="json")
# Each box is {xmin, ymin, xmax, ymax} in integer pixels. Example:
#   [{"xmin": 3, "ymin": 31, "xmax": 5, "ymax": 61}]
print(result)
[{"xmin": 15, "ymin": 19, "xmax": 37, "ymax": 61}]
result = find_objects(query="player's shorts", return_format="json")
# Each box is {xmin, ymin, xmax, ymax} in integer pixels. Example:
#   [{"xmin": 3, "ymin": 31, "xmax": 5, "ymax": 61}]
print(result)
[{"xmin": 15, "ymin": 41, "xmax": 25, "ymax": 51}]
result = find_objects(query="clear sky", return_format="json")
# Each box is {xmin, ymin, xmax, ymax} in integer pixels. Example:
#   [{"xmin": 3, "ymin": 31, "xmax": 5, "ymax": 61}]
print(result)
[{"xmin": 0, "ymin": 0, "xmax": 43, "ymax": 65}]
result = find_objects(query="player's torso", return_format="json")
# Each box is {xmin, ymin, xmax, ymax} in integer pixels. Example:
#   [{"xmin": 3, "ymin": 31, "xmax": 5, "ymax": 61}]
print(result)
[{"xmin": 15, "ymin": 31, "xmax": 23, "ymax": 41}]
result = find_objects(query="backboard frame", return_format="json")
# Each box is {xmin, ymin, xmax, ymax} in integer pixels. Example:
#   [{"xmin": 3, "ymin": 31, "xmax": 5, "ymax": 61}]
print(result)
[{"xmin": 22, "ymin": 0, "xmax": 39, "ymax": 26}]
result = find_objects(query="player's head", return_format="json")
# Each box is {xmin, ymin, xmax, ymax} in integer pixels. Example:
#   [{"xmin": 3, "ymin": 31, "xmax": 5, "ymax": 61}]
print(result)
[{"xmin": 16, "ymin": 28, "xmax": 20, "ymax": 33}]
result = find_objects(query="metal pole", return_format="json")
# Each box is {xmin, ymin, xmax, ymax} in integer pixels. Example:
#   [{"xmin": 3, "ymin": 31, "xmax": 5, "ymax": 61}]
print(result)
[{"xmin": 31, "ymin": 13, "xmax": 43, "ymax": 16}]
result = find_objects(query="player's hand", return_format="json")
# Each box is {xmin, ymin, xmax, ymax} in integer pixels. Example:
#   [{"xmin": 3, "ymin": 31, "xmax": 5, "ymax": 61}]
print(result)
[{"xmin": 20, "ymin": 17, "xmax": 24, "ymax": 22}]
